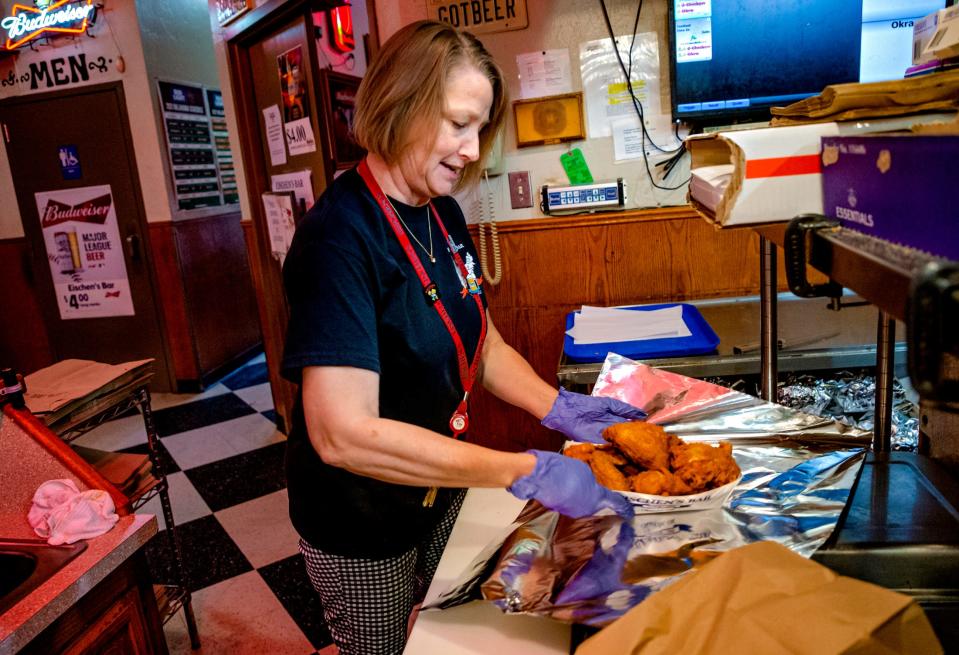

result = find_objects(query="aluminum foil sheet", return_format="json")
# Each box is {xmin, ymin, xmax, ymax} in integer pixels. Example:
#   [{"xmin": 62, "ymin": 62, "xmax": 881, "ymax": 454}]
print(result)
[
  {"xmin": 426, "ymin": 354, "xmax": 871, "ymax": 626},
  {"xmin": 777, "ymin": 372, "xmax": 919, "ymax": 451}
]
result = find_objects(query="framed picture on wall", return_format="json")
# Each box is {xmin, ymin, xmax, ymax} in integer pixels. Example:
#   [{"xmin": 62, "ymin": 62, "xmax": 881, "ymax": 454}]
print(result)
[
  {"xmin": 513, "ymin": 92, "xmax": 586, "ymax": 148},
  {"xmin": 215, "ymin": 0, "xmax": 252, "ymax": 26},
  {"xmin": 319, "ymin": 70, "xmax": 365, "ymax": 172}
]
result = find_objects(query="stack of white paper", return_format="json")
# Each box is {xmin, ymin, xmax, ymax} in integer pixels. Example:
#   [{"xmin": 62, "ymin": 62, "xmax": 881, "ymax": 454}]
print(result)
[
  {"xmin": 566, "ymin": 305, "xmax": 691, "ymax": 344},
  {"xmin": 689, "ymin": 164, "xmax": 734, "ymax": 213}
]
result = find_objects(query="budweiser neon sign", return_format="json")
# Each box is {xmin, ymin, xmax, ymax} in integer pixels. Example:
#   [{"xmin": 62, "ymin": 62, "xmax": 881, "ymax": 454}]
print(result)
[{"xmin": 2, "ymin": 0, "xmax": 95, "ymax": 51}]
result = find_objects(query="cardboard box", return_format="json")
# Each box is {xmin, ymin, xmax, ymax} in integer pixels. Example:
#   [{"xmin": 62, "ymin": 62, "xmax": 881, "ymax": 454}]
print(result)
[
  {"xmin": 820, "ymin": 133, "xmax": 959, "ymax": 261},
  {"xmin": 923, "ymin": 4, "xmax": 959, "ymax": 61},
  {"xmin": 686, "ymin": 122, "xmax": 840, "ymax": 227},
  {"xmin": 914, "ymin": 9, "xmax": 948, "ymax": 65}
]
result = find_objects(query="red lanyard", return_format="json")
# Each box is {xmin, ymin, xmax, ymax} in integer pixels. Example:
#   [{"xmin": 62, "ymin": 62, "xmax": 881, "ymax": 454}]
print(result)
[{"xmin": 358, "ymin": 159, "xmax": 487, "ymax": 437}]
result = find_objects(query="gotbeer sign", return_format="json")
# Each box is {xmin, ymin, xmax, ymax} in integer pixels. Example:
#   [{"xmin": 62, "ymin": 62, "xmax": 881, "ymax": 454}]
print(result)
[
  {"xmin": 429, "ymin": 0, "xmax": 527, "ymax": 35},
  {"xmin": 2, "ymin": 0, "xmax": 96, "ymax": 51}
]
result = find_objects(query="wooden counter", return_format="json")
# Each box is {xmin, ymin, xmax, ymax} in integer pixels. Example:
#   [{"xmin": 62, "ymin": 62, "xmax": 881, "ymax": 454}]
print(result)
[{"xmin": 0, "ymin": 409, "xmax": 164, "ymax": 654}]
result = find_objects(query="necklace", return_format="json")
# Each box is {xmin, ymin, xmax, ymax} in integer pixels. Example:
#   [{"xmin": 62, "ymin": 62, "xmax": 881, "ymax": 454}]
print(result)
[{"xmin": 387, "ymin": 198, "xmax": 434, "ymax": 263}]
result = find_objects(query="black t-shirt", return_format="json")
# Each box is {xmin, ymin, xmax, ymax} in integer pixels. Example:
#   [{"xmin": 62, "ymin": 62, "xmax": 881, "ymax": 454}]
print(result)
[{"xmin": 281, "ymin": 167, "xmax": 488, "ymax": 558}]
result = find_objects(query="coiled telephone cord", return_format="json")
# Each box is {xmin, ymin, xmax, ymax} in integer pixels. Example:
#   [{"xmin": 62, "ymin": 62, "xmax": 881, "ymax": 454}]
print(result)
[{"xmin": 477, "ymin": 171, "xmax": 502, "ymax": 285}]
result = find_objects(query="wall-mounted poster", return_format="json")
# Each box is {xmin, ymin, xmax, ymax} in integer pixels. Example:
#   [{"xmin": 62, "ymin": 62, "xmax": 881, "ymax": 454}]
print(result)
[
  {"xmin": 215, "ymin": 0, "xmax": 251, "ymax": 26},
  {"xmin": 206, "ymin": 88, "xmax": 239, "ymax": 205},
  {"xmin": 35, "ymin": 185, "xmax": 135, "ymax": 319},
  {"xmin": 157, "ymin": 80, "xmax": 222, "ymax": 211},
  {"xmin": 262, "ymin": 104, "xmax": 287, "ymax": 167},
  {"xmin": 277, "ymin": 45, "xmax": 317, "ymax": 156},
  {"xmin": 320, "ymin": 70, "xmax": 364, "ymax": 170},
  {"xmin": 261, "ymin": 192, "xmax": 297, "ymax": 264},
  {"xmin": 271, "ymin": 169, "xmax": 314, "ymax": 212}
]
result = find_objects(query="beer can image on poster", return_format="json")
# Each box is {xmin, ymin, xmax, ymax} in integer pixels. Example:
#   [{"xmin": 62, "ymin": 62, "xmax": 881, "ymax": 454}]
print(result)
[{"xmin": 54, "ymin": 229, "xmax": 83, "ymax": 274}]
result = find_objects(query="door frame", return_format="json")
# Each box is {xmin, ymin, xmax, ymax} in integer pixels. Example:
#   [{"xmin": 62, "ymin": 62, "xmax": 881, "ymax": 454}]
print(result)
[
  {"xmin": 0, "ymin": 81, "xmax": 176, "ymax": 390},
  {"xmin": 222, "ymin": 0, "xmax": 343, "ymax": 433},
  {"xmin": 223, "ymin": 0, "xmax": 380, "ymax": 432}
]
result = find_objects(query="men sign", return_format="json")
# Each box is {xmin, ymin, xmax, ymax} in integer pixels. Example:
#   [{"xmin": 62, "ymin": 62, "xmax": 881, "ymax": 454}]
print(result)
[{"xmin": 429, "ymin": 0, "xmax": 527, "ymax": 35}]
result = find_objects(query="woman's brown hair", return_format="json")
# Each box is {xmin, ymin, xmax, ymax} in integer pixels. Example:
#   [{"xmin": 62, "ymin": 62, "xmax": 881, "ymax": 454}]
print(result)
[{"xmin": 352, "ymin": 20, "xmax": 508, "ymax": 191}]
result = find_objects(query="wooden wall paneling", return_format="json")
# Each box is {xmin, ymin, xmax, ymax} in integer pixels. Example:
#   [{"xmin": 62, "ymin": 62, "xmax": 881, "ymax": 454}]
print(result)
[
  {"xmin": 147, "ymin": 222, "xmax": 199, "ymax": 383},
  {"xmin": 0, "ymin": 238, "xmax": 54, "ymax": 375},
  {"xmin": 465, "ymin": 209, "xmax": 789, "ymax": 450},
  {"xmin": 172, "ymin": 212, "xmax": 261, "ymax": 380}
]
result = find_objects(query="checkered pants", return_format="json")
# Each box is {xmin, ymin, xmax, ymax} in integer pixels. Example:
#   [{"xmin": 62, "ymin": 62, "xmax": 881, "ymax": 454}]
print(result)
[{"xmin": 299, "ymin": 489, "xmax": 465, "ymax": 655}]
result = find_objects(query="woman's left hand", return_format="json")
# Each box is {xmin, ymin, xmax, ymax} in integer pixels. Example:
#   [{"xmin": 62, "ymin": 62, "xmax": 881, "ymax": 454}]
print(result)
[{"xmin": 541, "ymin": 388, "xmax": 646, "ymax": 444}]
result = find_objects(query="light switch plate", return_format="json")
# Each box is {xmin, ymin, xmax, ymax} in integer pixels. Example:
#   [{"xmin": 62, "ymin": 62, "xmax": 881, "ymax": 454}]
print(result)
[{"xmin": 508, "ymin": 171, "xmax": 533, "ymax": 209}]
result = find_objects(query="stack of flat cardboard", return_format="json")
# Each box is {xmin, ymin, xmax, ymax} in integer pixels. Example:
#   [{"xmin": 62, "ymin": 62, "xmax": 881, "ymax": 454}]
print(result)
[
  {"xmin": 23, "ymin": 359, "xmax": 158, "ymax": 507},
  {"xmin": 770, "ymin": 69, "xmax": 959, "ymax": 126},
  {"xmin": 24, "ymin": 359, "xmax": 154, "ymax": 433},
  {"xmin": 71, "ymin": 444, "xmax": 158, "ymax": 500}
]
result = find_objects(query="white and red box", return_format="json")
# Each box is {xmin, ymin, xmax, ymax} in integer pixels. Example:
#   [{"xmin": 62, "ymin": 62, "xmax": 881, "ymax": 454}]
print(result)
[{"xmin": 686, "ymin": 122, "xmax": 840, "ymax": 227}]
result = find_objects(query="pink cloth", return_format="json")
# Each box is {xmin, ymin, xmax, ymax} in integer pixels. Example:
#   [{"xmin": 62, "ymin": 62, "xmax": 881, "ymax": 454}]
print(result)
[{"xmin": 27, "ymin": 479, "xmax": 119, "ymax": 545}]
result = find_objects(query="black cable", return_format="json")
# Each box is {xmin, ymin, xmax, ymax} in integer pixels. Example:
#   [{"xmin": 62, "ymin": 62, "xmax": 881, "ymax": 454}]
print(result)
[
  {"xmin": 598, "ymin": 0, "xmax": 679, "ymax": 156},
  {"xmin": 597, "ymin": 0, "xmax": 690, "ymax": 191},
  {"xmin": 625, "ymin": 0, "xmax": 641, "ymax": 95}
]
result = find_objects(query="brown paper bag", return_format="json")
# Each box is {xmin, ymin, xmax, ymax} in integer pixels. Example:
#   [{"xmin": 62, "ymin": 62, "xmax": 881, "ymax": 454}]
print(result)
[{"xmin": 575, "ymin": 541, "xmax": 942, "ymax": 655}]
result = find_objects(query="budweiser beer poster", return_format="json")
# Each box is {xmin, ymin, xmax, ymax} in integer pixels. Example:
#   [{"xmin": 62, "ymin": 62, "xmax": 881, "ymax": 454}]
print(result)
[{"xmin": 35, "ymin": 185, "xmax": 135, "ymax": 319}]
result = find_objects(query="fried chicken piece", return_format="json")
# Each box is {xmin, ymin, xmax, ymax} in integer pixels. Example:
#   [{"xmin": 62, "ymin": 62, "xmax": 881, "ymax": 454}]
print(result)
[
  {"xmin": 671, "ymin": 441, "xmax": 740, "ymax": 492},
  {"xmin": 562, "ymin": 443, "xmax": 628, "ymax": 490},
  {"xmin": 588, "ymin": 448, "xmax": 630, "ymax": 491},
  {"xmin": 667, "ymin": 433, "xmax": 686, "ymax": 459},
  {"xmin": 563, "ymin": 443, "xmax": 624, "ymax": 464},
  {"xmin": 629, "ymin": 470, "xmax": 693, "ymax": 496},
  {"xmin": 603, "ymin": 421, "xmax": 670, "ymax": 472},
  {"xmin": 563, "ymin": 443, "xmax": 598, "ymax": 464},
  {"xmin": 629, "ymin": 470, "xmax": 672, "ymax": 495},
  {"xmin": 671, "ymin": 475, "xmax": 694, "ymax": 496}
]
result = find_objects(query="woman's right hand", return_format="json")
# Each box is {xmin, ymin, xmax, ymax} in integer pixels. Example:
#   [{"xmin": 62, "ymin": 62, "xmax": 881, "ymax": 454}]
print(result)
[
  {"xmin": 541, "ymin": 388, "xmax": 646, "ymax": 444},
  {"xmin": 508, "ymin": 450, "xmax": 633, "ymax": 519}
]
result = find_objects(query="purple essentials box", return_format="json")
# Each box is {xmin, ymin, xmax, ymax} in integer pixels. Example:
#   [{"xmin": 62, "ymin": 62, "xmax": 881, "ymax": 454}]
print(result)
[{"xmin": 820, "ymin": 134, "xmax": 959, "ymax": 262}]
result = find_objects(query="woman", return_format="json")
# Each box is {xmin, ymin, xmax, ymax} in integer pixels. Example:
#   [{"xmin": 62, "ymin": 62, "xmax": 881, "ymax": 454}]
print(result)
[{"xmin": 281, "ymin": 20, "xmax": 644, "ymax": 655}]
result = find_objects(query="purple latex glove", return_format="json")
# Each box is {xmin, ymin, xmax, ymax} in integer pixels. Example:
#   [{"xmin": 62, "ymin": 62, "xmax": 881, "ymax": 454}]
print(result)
[
  {"xmin": 541, "ymin": 387, "xmax": 647, "ymax": 444},
  {"xmin": 508, "ymin": 450, "xmax": 633, "ymax": 519},
  {"xmin": 555, "ymin": 519, "xmax": 636, "ymax": 606}
]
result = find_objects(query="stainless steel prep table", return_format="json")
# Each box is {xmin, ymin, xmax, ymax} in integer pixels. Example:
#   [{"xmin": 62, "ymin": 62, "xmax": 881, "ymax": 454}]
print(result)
[{"xmin": 557, "ymin": 292, "xmax": 906, "ymax": 390}]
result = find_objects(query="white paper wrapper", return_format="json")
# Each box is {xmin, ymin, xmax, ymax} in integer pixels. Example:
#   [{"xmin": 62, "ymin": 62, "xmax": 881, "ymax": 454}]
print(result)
[{"xmin": 617, "ymin": 476, "xmax": 741, "ymax": 512}]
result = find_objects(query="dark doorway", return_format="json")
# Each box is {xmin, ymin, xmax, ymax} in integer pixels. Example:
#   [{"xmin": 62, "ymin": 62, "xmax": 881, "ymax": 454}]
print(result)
[{"xmin": 0, "ymin": 82, "xmax": 174, "ymax": 389}]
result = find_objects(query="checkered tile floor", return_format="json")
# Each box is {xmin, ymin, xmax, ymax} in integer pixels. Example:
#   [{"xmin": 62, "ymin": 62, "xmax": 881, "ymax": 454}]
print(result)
[{"xmin": 73, "ymin": 354, "xmax": 336, "ymax": 654}]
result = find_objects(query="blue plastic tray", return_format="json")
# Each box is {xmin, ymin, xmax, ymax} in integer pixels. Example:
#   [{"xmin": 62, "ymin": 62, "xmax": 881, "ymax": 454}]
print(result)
[{"xmin": 562, "ymin": 303, "xmax": 720, "ymax": 363}]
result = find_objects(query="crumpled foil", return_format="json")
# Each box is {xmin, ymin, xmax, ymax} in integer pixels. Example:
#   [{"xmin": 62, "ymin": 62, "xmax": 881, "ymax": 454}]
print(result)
[
  {"xmin": 777, "ymin": 372, "xmax": 919, "ymax": 451},
  {"xmin": 426, "ymin": 354, "xmax": 871, "ymax": 626}
]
